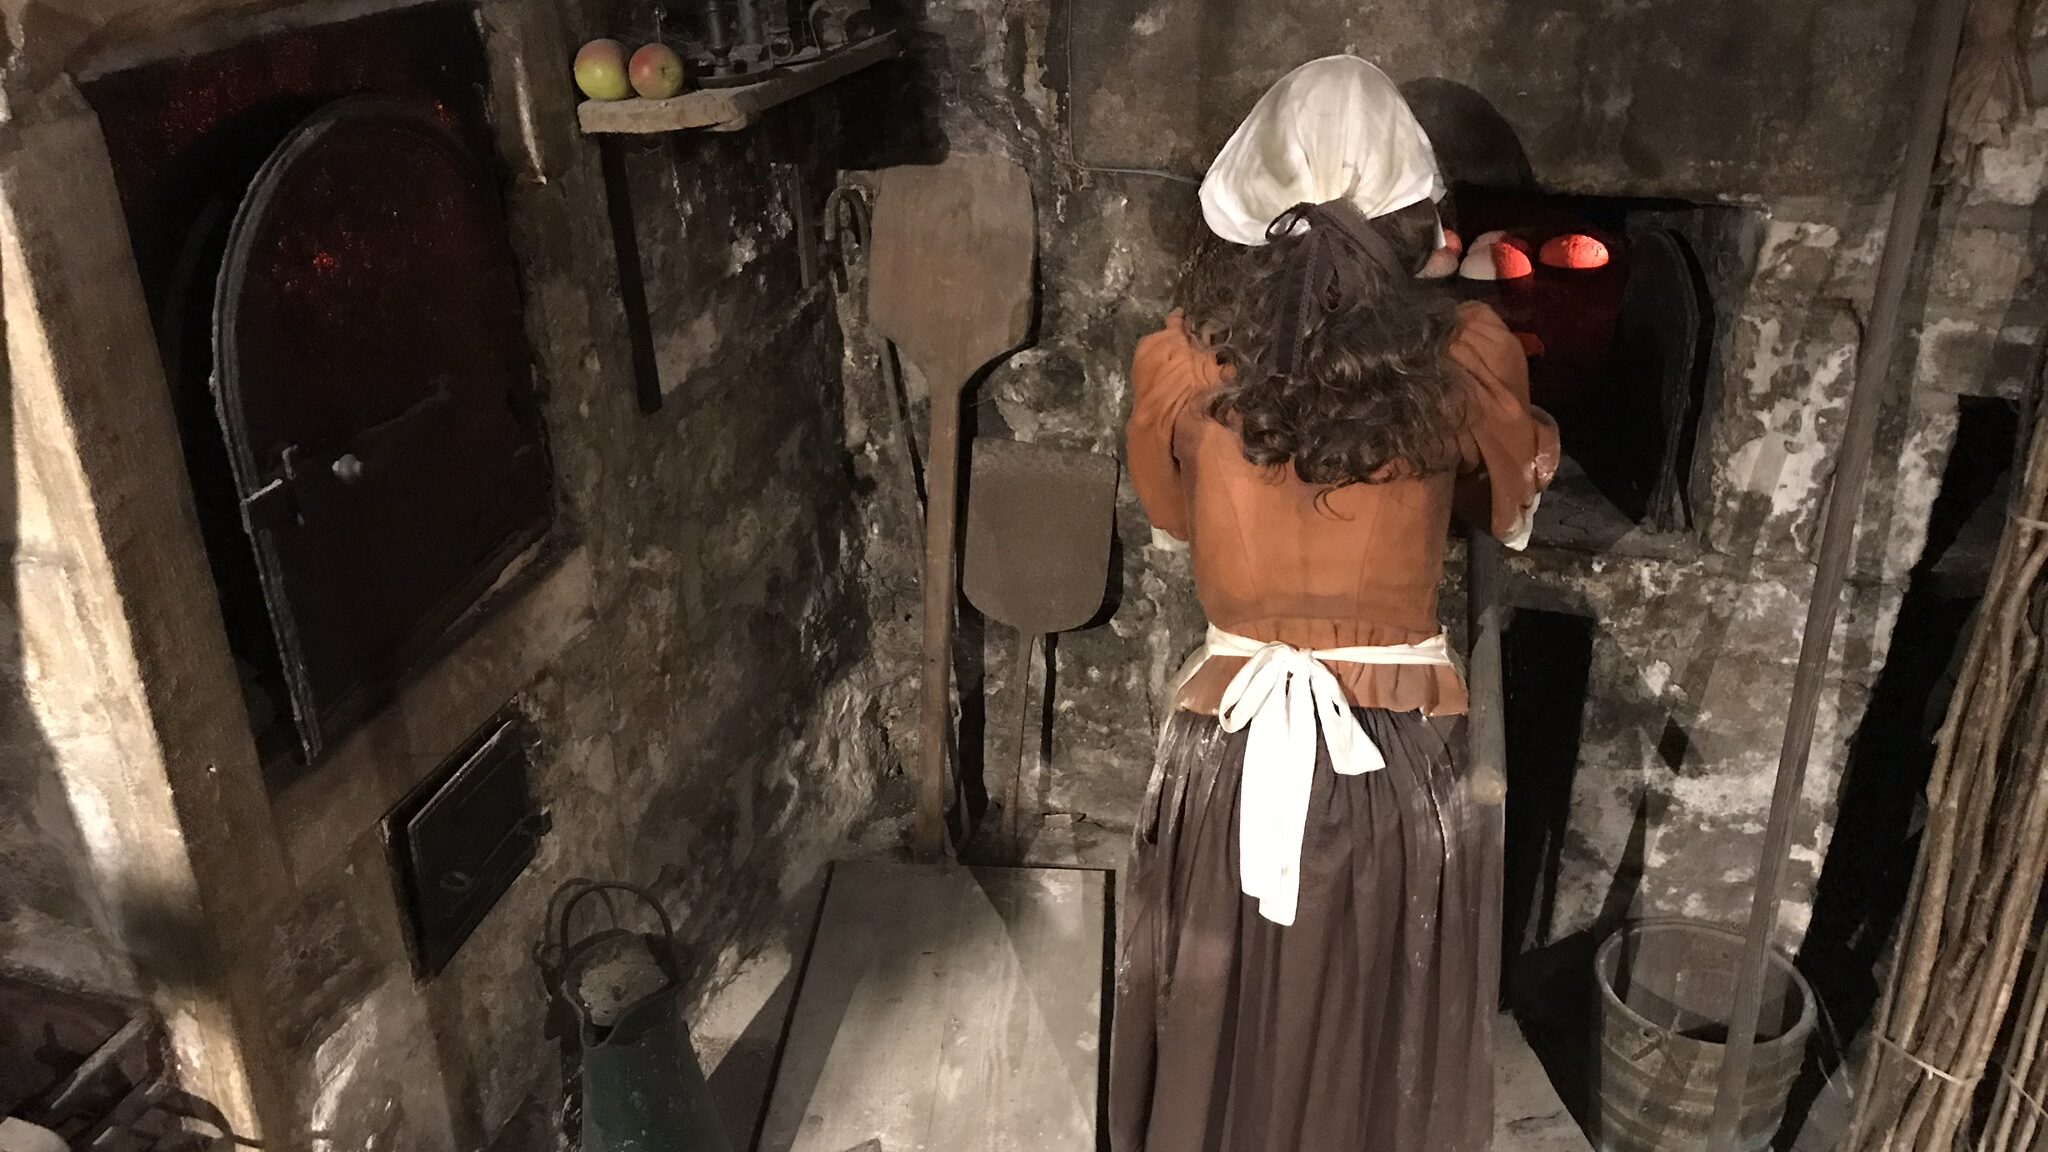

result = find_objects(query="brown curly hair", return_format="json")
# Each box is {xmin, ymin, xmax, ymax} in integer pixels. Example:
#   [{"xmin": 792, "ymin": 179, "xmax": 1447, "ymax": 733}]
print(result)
[{"xmin": 1178, "ymin": 198, "xmax": 1462, "ymax": 488}]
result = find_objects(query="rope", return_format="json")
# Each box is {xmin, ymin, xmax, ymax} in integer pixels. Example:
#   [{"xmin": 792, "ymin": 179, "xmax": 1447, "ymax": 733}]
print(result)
[
  {"xmin": 2011, "ymin": 514, "xmax": 2048, "ymax": 532},
  {"xmin": 1879, "ymin": 1031, "xmax": 1982, "ymax": 1090}
]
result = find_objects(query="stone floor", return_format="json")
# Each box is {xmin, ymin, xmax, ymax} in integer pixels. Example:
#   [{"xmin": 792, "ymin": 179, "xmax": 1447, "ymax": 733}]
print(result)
[
  {"xmin": 1495, "ymin": 1015, "xmax": 1596, "ymax": 1152},
  {"xmin": 690, "ymin": 896, "xmax": 1596, "ymax": 1152}
]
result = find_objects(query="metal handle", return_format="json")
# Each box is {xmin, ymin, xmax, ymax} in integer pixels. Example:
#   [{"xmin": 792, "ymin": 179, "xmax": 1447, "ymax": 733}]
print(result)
[
  {"xmin": 546, "ymin": 879, "xmax": 678, "ymax": 958},
  {"xmin": 442, "ymin": 813, "xmax": 551, "ymax": 895},
  {"xmin": 247, "ymin": 382, "xmax": 451, "ymax": 514}
]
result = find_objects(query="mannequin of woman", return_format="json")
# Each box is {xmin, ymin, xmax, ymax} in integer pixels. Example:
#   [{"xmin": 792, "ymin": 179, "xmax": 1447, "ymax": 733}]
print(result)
[{"xmin": 1109, "ymin": 55, "xmax": 1559, "ymax": 1152}]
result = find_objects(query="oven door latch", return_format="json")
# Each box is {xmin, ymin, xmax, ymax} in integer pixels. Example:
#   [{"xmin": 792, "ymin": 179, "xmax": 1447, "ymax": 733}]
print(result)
[{"xmin": 239, "ymin": 382, "xmax": 457, "ymax": 526}]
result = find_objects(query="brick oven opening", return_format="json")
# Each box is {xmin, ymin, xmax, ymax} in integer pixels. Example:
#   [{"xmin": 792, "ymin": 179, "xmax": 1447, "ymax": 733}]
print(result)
[
  {"xmin": 81, "ymin": 5, "xmax": 552, "ymax": 787},
  {"xmin": 1443, "ymin": 186, "xmax": 1746, "ymax": 535}
]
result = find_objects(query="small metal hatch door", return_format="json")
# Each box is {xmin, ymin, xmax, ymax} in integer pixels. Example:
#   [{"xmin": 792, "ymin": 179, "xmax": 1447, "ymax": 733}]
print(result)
[{"xmin": 212, "ymin": 97, "xmax": 551, "ymax": 763}]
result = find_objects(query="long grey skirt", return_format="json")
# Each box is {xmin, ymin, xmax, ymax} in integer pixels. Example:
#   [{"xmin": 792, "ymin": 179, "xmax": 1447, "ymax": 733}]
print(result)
[{"xmin": 1108, "ymin": 708, "xmax": 1501, "ymax": 1152}]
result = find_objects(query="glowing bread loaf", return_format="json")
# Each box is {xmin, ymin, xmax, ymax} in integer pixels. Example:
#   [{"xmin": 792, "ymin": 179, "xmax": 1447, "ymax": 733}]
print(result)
[
  {"xmin": 1458, "ymin": 239, "xmax": 1533, "ymax": 280},
  {"xmin": 1539, "ymin": 233, "xmax": 1611, "ymax": 270}
]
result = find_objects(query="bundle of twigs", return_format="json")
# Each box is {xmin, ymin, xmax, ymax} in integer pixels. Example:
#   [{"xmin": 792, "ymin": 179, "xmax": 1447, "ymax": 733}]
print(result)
[
  {"xmin": 1983, "ymin": 918, "xmax": 2048, "ymax": 1150},
  {"xmin": 1846, "ymin": 396, "xmax": 2048, "ymax": 1151}
]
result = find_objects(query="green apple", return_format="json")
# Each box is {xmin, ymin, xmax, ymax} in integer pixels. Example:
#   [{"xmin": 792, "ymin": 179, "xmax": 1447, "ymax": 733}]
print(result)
[{"xmin": 574, "ymin": 39, "xmax": 632, "ymax": 101}]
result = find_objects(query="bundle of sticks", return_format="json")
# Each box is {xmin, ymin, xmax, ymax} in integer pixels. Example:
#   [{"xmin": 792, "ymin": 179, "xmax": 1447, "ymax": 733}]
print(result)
[{"xmin": 1847, "ymin": 392, "xmax": 2048, "ymax": 1150}]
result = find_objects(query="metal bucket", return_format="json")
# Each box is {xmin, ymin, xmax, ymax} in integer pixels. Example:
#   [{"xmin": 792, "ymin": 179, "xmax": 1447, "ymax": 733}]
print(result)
[
  {"xmin": 1593, "ymin": 919, "xmax": 1816, "ymax": 1152},
  {"xmin": 537, "ymin": 880, "xmax": 733, "ymax": 1152}
]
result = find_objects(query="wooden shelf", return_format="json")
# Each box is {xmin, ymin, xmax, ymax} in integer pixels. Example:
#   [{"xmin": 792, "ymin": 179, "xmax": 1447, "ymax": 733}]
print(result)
[{"xmin": 576, "ymin": 32, "xmax": 901, "ymax": 134}]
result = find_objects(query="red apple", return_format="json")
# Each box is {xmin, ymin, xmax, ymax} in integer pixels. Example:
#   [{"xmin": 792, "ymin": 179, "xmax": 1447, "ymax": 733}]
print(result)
[
  {"xmin": 574, "ymin": 39, "xmax": 632, "ymax": 101},
  {"xmin": 630, "ymin": 42, "xmax": 686, "ymax": 100}
]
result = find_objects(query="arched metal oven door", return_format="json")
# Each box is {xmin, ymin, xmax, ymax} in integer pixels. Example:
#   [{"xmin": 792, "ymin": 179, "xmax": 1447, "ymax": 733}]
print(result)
[{"xmin": 213, "ymin": 96, "xmax": 551, "ymax": 764}]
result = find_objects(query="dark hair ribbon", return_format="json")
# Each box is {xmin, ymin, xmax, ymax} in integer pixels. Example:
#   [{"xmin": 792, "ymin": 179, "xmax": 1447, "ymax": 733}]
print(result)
[{"xmin": 1264, "ymin": 199, "xmax": 1410, "ymax": 379}]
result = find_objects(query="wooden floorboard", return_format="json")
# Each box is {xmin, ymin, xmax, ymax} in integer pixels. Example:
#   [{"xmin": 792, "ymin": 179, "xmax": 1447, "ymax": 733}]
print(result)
[{"xmin": 758, "ymin": 862, "xmax": 1107, "ymax": 1152}]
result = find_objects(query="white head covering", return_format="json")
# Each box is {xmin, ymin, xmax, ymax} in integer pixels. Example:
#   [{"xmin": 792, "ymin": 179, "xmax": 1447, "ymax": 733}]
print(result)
[{"xmin": 1200, "ymin": 55, "xmax": 1445, "ymax": 247}]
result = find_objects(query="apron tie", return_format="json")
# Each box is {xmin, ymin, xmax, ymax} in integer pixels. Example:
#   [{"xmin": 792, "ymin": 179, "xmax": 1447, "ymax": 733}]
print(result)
[{"xmin": 1170, "ymin": 624, "xmax": 1459, "ymax": 926}]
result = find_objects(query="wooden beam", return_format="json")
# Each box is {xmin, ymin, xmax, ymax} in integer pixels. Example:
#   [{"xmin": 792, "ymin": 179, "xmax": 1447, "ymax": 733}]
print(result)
[{"xmin": 1466, "ymin": 533, "xmax": 1509, "ymax": 807}]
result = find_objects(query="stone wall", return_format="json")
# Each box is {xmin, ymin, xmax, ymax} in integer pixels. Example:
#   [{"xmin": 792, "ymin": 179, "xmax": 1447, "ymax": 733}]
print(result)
[
  {"xmin": 861, "ymin": 0, "xmax": 2048, "ymax": 961},
  {"xmin": 0, "ymin": 0, "xmax": 905, "ymax": 1146},
  {"xmin": 279, "ymin": 87, "xmax": 897, "ymax": 1148},
  {"xmin": 1064, "ymin": 0, "xmax": 1923, "ymax": 200}
]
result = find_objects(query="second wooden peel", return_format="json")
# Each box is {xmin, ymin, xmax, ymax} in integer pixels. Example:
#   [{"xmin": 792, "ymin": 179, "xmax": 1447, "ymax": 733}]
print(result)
[
  {"xmin": 963, "ymin": 439, "xmax": 1119, "ymax": 849},
  {"xmin": 868, "ymin": 156, "xmax": 1036, "ymax": 858}
]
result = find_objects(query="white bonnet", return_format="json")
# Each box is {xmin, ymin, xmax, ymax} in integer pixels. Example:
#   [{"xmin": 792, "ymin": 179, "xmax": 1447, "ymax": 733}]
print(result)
[{"xmin": 1199, "ymin": 55, "xmax": 1446, "ymax": 247}]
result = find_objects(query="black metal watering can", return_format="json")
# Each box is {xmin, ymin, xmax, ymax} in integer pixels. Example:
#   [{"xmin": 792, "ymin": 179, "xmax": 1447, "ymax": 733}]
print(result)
[{"xmin": 537, "ymin": 880, "xmax": 733, "ymax": 1152}]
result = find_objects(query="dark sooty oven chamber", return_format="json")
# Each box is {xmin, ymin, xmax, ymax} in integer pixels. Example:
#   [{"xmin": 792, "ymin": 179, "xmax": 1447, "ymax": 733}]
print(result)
[
  {"xmin": 1445, "ymin": 187, "xmax": 1720, "ymax": 532},
  {"xmin": 83, "ymin": 5, "xmax": 551, "ymax": 786}
]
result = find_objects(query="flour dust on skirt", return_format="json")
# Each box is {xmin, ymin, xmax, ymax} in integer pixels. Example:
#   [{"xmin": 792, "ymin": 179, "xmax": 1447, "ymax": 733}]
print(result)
[{"xmin": 1108, "ymin": 707, "xmax": 1501, "ymax": 1152}]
